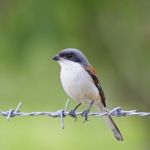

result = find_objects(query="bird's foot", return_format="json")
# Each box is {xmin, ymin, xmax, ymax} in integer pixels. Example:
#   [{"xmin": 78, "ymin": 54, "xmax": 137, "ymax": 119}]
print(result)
[
  {"xmin": 81, "ymin": 109, "xmax": 90, "ymax": 122},
  {"xmin": 69, "ymin": 103, "xmax": 82, "ymax": 121},
  {"xmin": 69, "ymin": 109, "xmax": 77, "ymax": 121}
]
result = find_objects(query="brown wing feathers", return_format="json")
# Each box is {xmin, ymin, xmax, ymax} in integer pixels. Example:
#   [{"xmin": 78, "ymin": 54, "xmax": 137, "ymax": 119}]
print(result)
[{"xmin": 84, "ymin": 65, "xmax": 106, "ymax": 107}]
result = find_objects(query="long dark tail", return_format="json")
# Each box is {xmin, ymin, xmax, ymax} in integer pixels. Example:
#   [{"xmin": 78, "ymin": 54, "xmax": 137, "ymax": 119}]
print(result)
[
  {"xmin": 104, "ymin": 115, "xmax": 123, "ymax": 141},
  {"xmin": 95, "ymin": 102, "xmax": 123, "ymax": 141}
]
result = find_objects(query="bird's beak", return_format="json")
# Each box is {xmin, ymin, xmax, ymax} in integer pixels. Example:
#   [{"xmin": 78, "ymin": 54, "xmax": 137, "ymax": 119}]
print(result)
[{"xmin": 52, "ymin": 55, "xmax": 60, "ymax": 61}]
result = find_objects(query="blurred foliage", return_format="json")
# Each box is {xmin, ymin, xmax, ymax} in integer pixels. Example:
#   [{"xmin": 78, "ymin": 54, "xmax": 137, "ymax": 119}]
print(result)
[{"xmin": 0, "ymin": 0, "xmax": 150, "ymax": 150}]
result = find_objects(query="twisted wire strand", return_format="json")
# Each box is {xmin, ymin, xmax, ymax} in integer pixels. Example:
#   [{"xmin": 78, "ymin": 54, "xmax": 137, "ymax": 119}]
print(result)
[{"xmin": 0, "ymin": 100, "xmax": 150, "ymax": 129}]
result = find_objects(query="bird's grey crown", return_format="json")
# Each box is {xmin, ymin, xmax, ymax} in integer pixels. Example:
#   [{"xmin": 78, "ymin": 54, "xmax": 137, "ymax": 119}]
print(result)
[{"xmin": 59, "ymin": 48, "xmax": 89, "ymax": 65}]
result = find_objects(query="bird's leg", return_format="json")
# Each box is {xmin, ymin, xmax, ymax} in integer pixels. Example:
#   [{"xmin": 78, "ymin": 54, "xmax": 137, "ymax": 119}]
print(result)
[
  {"xmin": 82, "ymin": 101, "xmax": 94, "ymax": 121},
  {"xmin": 69, "ymin": 103, "xmax": 82, "ymax": 119}
]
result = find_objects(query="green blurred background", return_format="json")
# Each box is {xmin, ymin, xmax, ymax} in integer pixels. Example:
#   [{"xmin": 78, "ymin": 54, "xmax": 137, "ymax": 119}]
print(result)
[{"xmin": 0, "ymin": 0, "xmax": 150, "ymax": 149}]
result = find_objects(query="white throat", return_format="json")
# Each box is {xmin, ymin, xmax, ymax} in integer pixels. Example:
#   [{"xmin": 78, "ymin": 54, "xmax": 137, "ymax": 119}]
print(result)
[{"xmin": 58, "ymin": 59, "xmax": 81, "ymax": 70}]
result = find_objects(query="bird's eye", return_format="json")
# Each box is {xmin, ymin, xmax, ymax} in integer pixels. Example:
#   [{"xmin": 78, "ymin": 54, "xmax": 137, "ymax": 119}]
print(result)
[
  {"xmin": 59, "ymin": 53, "xmax": 65, "ymax": 57},
  {"xmin": 66, "ymin": 53, "xmax": 73, "ymax": 59}
]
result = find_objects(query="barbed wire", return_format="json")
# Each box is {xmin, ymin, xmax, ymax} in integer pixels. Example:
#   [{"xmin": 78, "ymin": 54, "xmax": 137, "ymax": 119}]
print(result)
[{"xmin": 0, "ymin": 99, "xmax": 150, "ymax": 129}]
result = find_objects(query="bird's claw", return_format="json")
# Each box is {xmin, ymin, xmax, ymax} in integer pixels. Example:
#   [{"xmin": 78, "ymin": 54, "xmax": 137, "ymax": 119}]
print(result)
[
  {"xmin": 81, "ymin": 109, "xmax": 90, "ymax": 122},
  {"xmin": 69, "ymin": 109, "xmax": 77, "ymax": 121}
]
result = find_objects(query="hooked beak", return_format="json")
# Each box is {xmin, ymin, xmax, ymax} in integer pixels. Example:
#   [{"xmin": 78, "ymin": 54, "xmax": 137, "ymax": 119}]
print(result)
[{"xmin": 52, "ymin": 55, "xmax": 60, "ymax": 61}]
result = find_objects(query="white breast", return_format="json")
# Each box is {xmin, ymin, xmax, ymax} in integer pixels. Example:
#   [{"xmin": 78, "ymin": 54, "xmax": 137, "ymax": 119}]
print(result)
[{"xmin": 59, "ymin": 60, "xmax": 99, "ymax": 103}]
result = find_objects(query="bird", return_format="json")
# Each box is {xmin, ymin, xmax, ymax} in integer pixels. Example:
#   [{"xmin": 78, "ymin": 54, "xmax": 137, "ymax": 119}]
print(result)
[{"xmin": 52, "ymin": 48, "xmax": 123, "ymax": 141}]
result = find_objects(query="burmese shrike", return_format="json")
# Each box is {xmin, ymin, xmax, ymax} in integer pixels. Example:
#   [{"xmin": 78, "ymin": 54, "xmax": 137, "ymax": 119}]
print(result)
[{"xmin": 52, "ymin": 48, "xmax": 123, "ymax": 141}]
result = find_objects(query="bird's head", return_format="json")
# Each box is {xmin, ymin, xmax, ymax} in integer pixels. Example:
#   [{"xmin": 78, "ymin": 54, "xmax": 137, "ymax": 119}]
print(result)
[{"xmin": 52, "ymin": 48, "xmax": 89, "ymax": 67}]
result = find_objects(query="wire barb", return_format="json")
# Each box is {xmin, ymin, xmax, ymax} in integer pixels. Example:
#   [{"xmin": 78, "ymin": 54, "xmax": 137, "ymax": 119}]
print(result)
[{"xmin": 0, "ymin": 100, "xmax": 150, "ymax": 128}]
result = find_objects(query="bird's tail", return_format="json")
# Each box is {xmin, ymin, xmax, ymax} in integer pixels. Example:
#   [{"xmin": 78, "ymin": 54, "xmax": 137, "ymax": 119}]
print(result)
[
  {"xmin": 104, "ymin": 115, "xmax": 123, "ymax": 141},
  {"xmin": 95, "ymin": 102, "xmax": 123, "ymax": 141}
]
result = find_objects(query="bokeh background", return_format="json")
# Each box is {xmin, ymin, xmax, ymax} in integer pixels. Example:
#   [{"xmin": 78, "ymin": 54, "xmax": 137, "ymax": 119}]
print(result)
[{"xmin": 0, "ymin": 0, "xmax": 150, "ymax": 150}]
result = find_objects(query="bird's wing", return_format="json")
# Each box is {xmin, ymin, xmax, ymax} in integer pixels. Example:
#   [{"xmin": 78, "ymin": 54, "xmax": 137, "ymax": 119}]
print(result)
[{"xmin": 84, "ymin": 64, "xmax": 106, "ymax": 107}]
